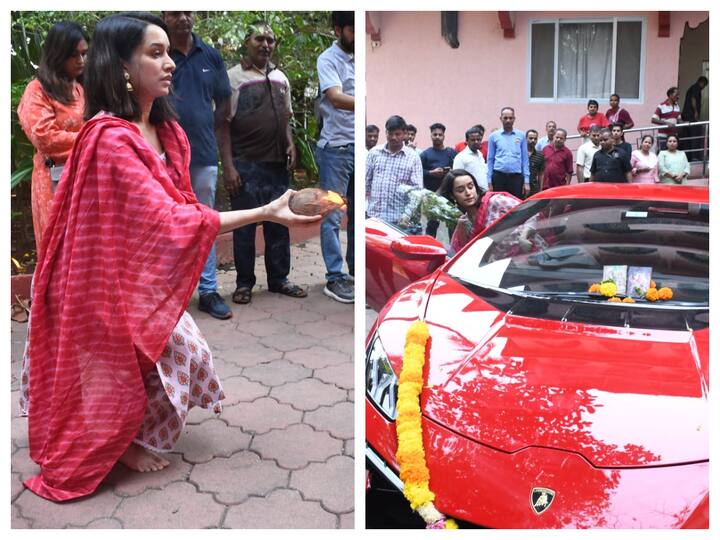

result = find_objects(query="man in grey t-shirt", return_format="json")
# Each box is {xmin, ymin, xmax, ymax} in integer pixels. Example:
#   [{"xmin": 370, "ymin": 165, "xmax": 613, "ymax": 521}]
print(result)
[{"xmin": 316, "ymin": 11, "xmax": 355, "ymax": 303}]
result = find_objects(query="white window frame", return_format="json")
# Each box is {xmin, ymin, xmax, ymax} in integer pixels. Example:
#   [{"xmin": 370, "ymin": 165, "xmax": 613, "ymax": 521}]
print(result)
[{"xmin": 527, "ymin": 16, "xmax": 646, "ymax": 105}]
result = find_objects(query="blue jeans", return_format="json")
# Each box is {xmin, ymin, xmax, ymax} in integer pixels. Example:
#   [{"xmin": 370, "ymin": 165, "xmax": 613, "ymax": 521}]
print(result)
[
  {"xmin": 190, "ymin": 165, "xmax": 218, "ymax": 295},
  {"xmin": 316, "ymin": 144, "xmax": 354, "ymax": 282}
]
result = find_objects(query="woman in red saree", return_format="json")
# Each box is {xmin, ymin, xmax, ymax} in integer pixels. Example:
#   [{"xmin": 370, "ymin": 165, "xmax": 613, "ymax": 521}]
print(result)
[
  {"xmin": 438, "ymin": 169, "xmax": 521, "ymax": 255},
  {"xmin": 20, "ymin": 13, "xmax": 320, "ymax": 502},
  {"xmin": 17, "ymin": 21, "xmax": 88, "ymax": 247}
]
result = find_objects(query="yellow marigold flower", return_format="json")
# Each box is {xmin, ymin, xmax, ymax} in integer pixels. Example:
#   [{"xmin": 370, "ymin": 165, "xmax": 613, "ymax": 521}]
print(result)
[
  {"xmin": 588, "ymin": 283, "xmax": 601, "ymax": 293},
  {"xmin": 658, "ymin": 287, "xmax": 673, "ymax": 300},
  {"xmin": 608, "ymin": 296, "xmax": 622, "ymax": 302},
  {"xmin": 650, "ymin": 280, "xmax": 657, "ymax": 289},
  {"xmin": 622, "ymin": 297, "xmax": 636, "ymax": 303},
  {"xmin": 600, "ymin": 281, "xmax": 617, "ymax": 297},
  {"xmin": 646, "ymin": 288, "xmax": 659, "ymax": 302}
]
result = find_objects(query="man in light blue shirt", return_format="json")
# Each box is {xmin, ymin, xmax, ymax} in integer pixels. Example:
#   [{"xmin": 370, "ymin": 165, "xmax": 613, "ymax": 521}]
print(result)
[
  {"xmin": 486, "ymin": 106, "xmax": 529, "ymax": 198},
  {"xmin": 316, "ymin": 11, "xmax": 354, "ymax": 303},
  {"xmin": 535, "ymin": 120, "xmax": 556, "ymax": 153}
]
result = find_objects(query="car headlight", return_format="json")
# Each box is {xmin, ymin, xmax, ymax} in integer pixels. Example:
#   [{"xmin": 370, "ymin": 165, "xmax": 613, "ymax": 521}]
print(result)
[{"xmin": 365, "ymin": 333, "xmax": 398, "ymax": 420}]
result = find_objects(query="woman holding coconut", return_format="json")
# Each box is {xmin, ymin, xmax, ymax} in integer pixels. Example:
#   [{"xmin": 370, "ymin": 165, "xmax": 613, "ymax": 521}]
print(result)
[{"xmin": 20, "ymin": 13, "xmax": 320, "ymax": 501}]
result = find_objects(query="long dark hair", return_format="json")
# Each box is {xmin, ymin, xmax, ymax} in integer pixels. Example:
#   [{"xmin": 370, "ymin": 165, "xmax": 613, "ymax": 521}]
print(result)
[
  {"xmin": 437, "ymin": 169, "xmax": 485, "ymax": 210},
  {"xmin": 84, "ymin": 13, "xmax": 176, "ymax": 124},
  {"xmin": 37, "ymin": 21, "xmax": 88, "ymax": 105}
]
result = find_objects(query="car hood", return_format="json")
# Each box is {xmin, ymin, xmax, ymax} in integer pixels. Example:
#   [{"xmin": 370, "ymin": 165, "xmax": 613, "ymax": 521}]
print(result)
[{"xmin": 419, "ymin": 273, "xmax": 709, "ymax": 467}]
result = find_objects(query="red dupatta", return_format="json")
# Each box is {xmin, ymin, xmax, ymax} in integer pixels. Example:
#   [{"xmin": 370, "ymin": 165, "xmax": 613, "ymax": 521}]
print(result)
[
  {"xmin": 25, "ymin": 115, "xmax": 220, "ymax": 501},
  {"xmin": 450, "ymin": 191, "xmax": 521, "ymax": 254}
]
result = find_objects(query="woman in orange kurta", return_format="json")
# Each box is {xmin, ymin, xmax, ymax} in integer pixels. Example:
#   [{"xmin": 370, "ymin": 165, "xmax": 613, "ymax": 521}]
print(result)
[{"xmin": 17, "ymin": 21, "xmax": 88, "ymax": 248}]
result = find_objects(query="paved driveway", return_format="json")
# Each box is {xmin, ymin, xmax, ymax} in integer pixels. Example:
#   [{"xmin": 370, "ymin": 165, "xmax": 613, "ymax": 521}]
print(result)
[{"xmin": 11, "ymin": 237, "xmax": 354, "ymax": 529}]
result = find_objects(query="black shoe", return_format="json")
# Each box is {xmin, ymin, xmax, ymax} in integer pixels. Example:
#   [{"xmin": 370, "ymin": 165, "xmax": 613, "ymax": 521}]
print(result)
[
  {"xmin": 323, "ymin": 278, "xmax": 354, "ymax": 303},
  {"xmin": 198, "ymin": 292, "xmax": 233, "ymax": 319}
]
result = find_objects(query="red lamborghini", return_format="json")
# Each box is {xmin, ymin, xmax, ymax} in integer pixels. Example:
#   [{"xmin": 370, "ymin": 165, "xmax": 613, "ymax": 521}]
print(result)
[{"xmin": 365, "ymin": 183, "xmax": 709, "ymax": 528}]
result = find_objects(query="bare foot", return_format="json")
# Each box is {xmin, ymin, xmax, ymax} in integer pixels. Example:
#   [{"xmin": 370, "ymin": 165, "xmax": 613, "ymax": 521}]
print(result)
[{"xmin": 119, "ymin": 443, "xmax": 170, "ymax": 472}]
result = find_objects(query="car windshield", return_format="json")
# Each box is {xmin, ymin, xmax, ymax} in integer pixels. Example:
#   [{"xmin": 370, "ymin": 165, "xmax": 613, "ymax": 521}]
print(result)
[{"xmin": 446, "ymin": 198, "xmax": 709, "ymax": 307}]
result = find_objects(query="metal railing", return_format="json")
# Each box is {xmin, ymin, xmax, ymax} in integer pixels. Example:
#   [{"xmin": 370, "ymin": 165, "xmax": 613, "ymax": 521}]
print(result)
[{"xmin": 565, "ymin": 121, "xmax": 709, "ymax": 178}]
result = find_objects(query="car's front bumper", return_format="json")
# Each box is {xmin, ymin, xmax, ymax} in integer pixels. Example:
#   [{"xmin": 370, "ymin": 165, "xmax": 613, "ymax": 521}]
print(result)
[{"xmin": 367, "ymin": 398, "xmax": 708, "ymax": 528}]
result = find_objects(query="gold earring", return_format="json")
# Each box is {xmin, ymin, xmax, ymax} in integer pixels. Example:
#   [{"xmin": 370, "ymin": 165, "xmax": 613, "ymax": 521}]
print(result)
[{"xmin": 124, "ymin": 72, "xmax": 134, "ymax": 93}]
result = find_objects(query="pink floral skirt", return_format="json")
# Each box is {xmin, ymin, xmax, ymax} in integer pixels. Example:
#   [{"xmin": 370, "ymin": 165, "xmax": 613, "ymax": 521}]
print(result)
[{"xmin": 20, "ymin": 311, "xmax": 224, "ymax": 453}]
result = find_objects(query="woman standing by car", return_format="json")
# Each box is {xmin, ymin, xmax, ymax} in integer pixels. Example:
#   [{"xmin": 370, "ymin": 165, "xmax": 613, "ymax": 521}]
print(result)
[
  {"xmin": 17, "ymin": 21, "xmax": 88, "ymax": 247},
  {"xmin": 438, "ymin": 169, "xmax": 521, "ymax": 255},
  {"xmin": 20, "ymin": 13, "xmax": 320, "ymax": 502},
  {"xmin": 630, "ymin": 135, "xmax": 659, "ymax": 184},
  {"xmin": 658, "ymin": 134, "xmax": 691, "ymax": 184}
]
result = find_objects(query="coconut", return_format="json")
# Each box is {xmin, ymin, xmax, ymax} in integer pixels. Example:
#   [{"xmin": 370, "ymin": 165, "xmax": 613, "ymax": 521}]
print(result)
[{"xmin": 288, "ymin": 188, "xmax": 347, "ymax": 216}]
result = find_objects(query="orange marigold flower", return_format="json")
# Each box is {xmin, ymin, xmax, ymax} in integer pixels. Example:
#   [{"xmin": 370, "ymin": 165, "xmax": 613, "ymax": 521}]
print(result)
[
  {"xmin": 645, "ymin": 288, "xmax": 659, "ymax": 302},
  {"xmin": 608, "ymin": 297, "xmax": 622, "ymax": 302},
  {"xmin": 658, "ymin": 287, "xmax": 673, "ymax": 300},
  {"xmin": 588, "ymin": 283, "xmax": 601, "ymax": 293},
  {"xmin": 650, "ymin": 280, "xmax": 657, "ymax": 289},
  {"xmin": 622, "ymin": 297, "xmax": 636, "ymax": 303}
]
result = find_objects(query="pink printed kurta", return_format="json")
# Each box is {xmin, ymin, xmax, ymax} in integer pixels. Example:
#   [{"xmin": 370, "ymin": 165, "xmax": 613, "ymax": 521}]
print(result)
[{"xmin": 17, "ymin": 79, "xmax": 85, "ymax": 247}]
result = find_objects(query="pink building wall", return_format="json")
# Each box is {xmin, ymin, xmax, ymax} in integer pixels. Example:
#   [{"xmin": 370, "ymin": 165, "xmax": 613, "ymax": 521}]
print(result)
[{"xmin": 366, "ymin": 11, "xmax": 708, "ymax": 150}]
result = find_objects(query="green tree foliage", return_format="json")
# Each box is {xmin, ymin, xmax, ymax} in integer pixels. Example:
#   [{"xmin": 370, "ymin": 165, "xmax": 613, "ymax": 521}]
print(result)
[{"xmin": 11, "ymin": 11, "xmax": 335, "ymax": 187}]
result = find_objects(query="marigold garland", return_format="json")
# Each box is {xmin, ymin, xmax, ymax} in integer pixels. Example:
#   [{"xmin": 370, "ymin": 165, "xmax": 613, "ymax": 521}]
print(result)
[{"xmin": 396, "ymin": 320, "xmax": 458, "ymax": 529}]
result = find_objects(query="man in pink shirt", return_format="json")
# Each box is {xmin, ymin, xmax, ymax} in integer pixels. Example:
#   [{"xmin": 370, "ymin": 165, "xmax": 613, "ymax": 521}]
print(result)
[{"xmin": 541, "ymin": 128, "xmax": 574, "ymax": 189}]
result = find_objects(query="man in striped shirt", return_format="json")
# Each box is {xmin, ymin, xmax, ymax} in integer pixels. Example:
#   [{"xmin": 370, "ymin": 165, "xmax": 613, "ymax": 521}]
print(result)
[
  {"xmin": 652, "ymin": 86, "xmax": 682, "ymax": 151},
  {"xmin": 526, "ymin": 129, "xmax": 544, "ymax": 196},
  {"xmin": 366, "ymin": 115, "xmax": 423, "ymax": 228}
]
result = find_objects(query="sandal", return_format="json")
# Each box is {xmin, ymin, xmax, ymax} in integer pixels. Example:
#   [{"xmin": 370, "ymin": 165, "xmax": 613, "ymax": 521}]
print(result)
[
  {"xmin": 232, "ymin": 287, "xmax": 252, "ymax": 304},
  {"xmin": 269, "ymin": 282, "xmax": 308, "ymax": 298},
  {"xmin": 11, "ymin": 303, "xmax": 28, "ymax": 323},
  {"xmin": 11, "ymin": 294, "xmax": 30, "ymax": 323}
]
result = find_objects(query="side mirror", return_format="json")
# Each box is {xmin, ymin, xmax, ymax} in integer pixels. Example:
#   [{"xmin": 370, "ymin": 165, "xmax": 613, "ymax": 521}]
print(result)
[{"xmin": 391, "ymin": 236, "xmax": 448, "ymax": 273}]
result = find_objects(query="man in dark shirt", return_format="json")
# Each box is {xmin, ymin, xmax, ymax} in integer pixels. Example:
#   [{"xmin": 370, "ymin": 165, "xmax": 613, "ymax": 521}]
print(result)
[
  {"xmin": 590, "ymin": 128, "xmax": 632, "ymax": 183},
  {"xmin": 526, "ymin": 129, "xmax": 544, "ymax": 197},
  {"xmin": 163, "ymin": 11, "xmax": 234, "ymax": 319},
  {"xmin": 225, "ymin": 21, "xmax": 306, "ymax": 305},
  {"xmin": 419, "ymin": 123, "xmax": 456, "ymax": 236},
  {"xmin": 681, "ymin": 76, "xmax": 708, "ymax": 159}
]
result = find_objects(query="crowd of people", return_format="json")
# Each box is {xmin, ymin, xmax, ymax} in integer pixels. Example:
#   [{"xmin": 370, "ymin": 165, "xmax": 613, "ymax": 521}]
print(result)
[
  {"xmin": 365, "ymin": 84, "xmax": 706, "ymax": 247},
  {"xmin": 16, "ymin": 11, "xmax": 354, "ymax": 502}
]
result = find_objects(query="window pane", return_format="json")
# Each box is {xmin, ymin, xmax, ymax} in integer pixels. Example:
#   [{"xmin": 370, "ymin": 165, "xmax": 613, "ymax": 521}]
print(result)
[
  {"xmin": 615, "ymin": 21, "xmax": 642, "ymax": 99},
  {"xmin": 558, "ymin": 22, "xmax": 612, "ymax": 99},
  {"xmin": 531, "ymin": 23, "xmax": 555, "ymax": 98}
]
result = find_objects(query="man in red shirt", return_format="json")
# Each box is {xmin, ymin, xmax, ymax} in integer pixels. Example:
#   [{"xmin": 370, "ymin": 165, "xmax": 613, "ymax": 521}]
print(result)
[
  {"xmin": 577, "ymin": 99, "xmax": 609, "ymax": 139},
  {"xmin": 541, "ymin": 128, "xmax": 573, "ymax": 189}
]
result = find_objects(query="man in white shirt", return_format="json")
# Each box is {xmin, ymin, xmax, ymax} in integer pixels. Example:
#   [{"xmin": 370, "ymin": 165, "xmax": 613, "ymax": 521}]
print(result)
[
  {"xmin": 452, "ymin": 125, "xmax": 488, "ymax": 190},
  {"xmin": 576, "ymin": 125, "xmax": 601, "ymax": 183}
]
